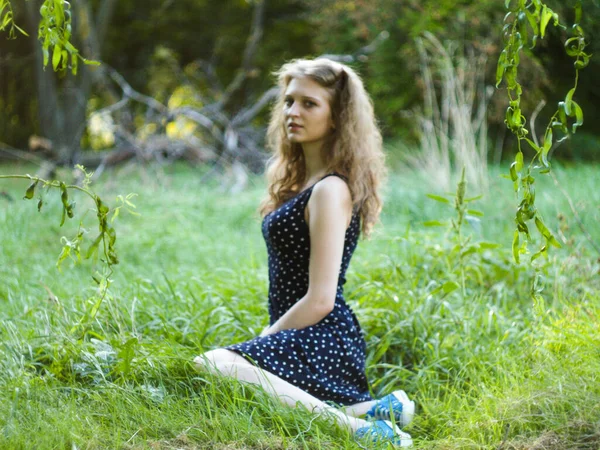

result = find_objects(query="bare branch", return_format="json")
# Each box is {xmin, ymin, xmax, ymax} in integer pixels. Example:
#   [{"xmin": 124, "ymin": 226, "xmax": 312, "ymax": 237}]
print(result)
[
  {"xmin": 218, "ymin": 0, "xmax": 266, "ymax": 110},
  {"xmin": 0, "ymin": 145, "xmax": 45, "ymax": 164},
  {"xmin": 93, "ymin": 97, "xmax": 131, "ymax": 117},
  {"xmin": 193, "ymin": 59, "xmax": 224, "ymax": 93},
  {"xmin": 104, "ymin": 66, "xmax": 168, "ymax": 114},
  {"xmin": 530, "ymin": 99, "xmax": 547, "ymax": 148},
  {"xmin": 95, "ymin": 0, "xmax": 118, "ymax": 53},
  {"xmin": 232, "ymin": 87, "xmax": 278, "ymax": 127},
  {"xmin": 241, "ymin": 0, "xmax": 266, "ymax": 70},
  {"xmin": 319, "ymin": 30, "xmax": 390, "ymax": 63},
  {"xmin": 171, "ymin": 107, "xmax": 224, "ymax": 143}
]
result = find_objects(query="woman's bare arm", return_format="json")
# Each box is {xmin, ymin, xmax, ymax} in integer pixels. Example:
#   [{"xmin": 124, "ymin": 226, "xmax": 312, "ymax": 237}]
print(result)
[{"xmin": 262, "ymin": 177, "xmax": 353, "ymax": 335}]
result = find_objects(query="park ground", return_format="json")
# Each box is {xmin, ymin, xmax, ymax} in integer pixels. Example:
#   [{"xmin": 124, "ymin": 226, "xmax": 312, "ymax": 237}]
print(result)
[{"xmin": 0, "ymin": 161, "xmax": 599, "ymax": 449}]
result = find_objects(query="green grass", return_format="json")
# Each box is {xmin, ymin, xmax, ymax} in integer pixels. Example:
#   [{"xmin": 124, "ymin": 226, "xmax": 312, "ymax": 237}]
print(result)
[{"xmin": 0, "ymin": 161, "xmax": 599, "ymax": 449}]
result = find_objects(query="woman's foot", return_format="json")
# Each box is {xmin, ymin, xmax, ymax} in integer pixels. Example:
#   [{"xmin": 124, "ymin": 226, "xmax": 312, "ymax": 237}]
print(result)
[
  {"xmin": 365, "ymin": 390, "xmax": 415, "ymax": 427},
  {"xmin": 355, "ymin": 419, "xmax": 412, "ymax": 447}
]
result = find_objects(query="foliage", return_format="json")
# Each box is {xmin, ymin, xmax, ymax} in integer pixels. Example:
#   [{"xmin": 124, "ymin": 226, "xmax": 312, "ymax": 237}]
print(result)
[
  {"xmin": 423, "ymin": 168, "xmax": 489, "ymax": 298},
  {"xmin": 37, "ymin": 0, "xmax": 99, "ymax": 73},
  {"xmin": 0, "ymin": 0, "xmax": 27, "ymax": 38},
  {"xmin": 0, "ymin": 164, "xmax": 598, "ymax": 448},
  {"xmin": 496, "ymin": 0, "xmax": 590, "ymax": 272},
  {"xmin": 0, "ymin": 0, "xmax": 98, "ymax": 74},
  {"xmin": 0, "ymin": 165, "xmax": 136, "ymax": 337}
]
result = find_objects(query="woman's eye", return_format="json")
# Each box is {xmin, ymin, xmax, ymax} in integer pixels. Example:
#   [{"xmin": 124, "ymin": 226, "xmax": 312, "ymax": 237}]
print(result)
[{"xmin": 305, "ymin": 101, "xmax": 315, "ymax": 107}]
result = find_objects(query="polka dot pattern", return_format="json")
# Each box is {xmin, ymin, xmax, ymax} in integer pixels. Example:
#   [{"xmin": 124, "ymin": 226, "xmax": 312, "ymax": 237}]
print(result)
[{"xmin": 226, "ymin": 173, "xmax": 372, "ymax": 406}]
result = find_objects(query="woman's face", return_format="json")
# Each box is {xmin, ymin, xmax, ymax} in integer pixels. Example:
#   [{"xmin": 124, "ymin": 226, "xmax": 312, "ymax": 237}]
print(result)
[{"xmin": 283, "ymin": 76, "xmax": 334, "ymax": 147}]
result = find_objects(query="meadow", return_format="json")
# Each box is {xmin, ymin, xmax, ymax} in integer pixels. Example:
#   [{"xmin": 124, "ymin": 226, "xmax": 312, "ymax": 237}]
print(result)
[{"xmin": 0, "ymin": 161, "xmax": 599, "ymax": 449}]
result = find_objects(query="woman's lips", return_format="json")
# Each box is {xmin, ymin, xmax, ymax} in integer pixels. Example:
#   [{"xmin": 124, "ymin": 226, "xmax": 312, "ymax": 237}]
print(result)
[{"xmin": 288, "ymin": 124, "xmax": 302, "ymax": 130}]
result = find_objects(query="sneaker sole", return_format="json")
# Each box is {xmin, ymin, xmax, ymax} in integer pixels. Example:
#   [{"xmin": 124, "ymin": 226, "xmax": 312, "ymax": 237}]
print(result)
[
  {"xmin": 392, "ymin": 390, "xmax": 415, "ymax": 427},
  {"xmin": 384, "ymin": 420, "xmax": 413, "ymax": 448}
]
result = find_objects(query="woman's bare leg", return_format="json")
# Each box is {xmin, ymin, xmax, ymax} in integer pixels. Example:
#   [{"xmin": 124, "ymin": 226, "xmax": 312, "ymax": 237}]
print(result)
[
  {"xmin": 194, "ymin": 350, "xmax": 370, "ymax": 433},
  {"xmin": 341, "ymin": 400, "xmax": 378, "ymax": 418}
]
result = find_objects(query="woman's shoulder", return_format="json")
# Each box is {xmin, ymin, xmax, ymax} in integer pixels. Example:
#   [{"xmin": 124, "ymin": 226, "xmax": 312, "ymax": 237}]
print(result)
[
  {"xmin": 311, "ymin": 172, "xmax": 350, "ymax": 193},
  {"xmin": 310, "ymin": 173, "xmax": 352, "ymax": 209}
]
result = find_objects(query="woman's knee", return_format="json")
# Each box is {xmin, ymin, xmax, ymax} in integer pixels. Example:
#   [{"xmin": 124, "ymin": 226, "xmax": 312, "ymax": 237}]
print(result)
[{"xmin": 193, "ymin": 348, "xmax": 248, "ymax": 371}]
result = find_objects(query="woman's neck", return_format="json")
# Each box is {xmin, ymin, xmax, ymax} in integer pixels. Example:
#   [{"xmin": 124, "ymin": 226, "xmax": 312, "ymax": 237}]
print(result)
[{"xmin": 302, "ymin": 145, "xmax": 328, "ymax": 184}]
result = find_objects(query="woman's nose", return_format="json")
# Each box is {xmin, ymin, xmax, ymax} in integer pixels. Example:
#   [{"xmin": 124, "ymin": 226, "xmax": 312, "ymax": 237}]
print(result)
[{"xmin": 287, "ymin": 101, "xmax": 301, "ymax": 117}]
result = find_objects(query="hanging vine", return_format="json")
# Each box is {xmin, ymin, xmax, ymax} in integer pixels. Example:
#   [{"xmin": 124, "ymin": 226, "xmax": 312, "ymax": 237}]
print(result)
[
  {"xmin": 0, "ymin": 0, "xmax": 98, "ymax": 74},
  {"xmin": 496, "ymin": 0, "xmax": 589, "ymax": 278},
  {"xmin": 0, "ymin": 166, "xmax": 136, "ymax": 336}
]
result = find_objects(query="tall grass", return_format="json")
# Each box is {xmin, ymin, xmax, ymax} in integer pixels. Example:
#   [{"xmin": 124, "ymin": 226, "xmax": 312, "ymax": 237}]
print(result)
[
  {"xmin": 0, "ymin": 162, "xmax": 599, "ymax": 449},
  {"xmin": 399, "ymin": 32, "xmax": 492, "ymax": 195}
]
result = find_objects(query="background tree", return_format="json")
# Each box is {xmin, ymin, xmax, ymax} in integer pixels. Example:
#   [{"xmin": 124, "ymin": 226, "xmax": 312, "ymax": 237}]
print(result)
[{"xmin": 1, "ymin": 0, "xmax": 598, "ymax": 170}]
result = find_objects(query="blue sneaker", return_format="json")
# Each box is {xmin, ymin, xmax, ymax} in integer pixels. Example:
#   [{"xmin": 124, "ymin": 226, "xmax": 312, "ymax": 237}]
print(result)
[
  {"xmin": 355, "ymin": 419, "xmax": 413, "ymax": 447},
  {"xmin": 365, "ymin": 390, "xmax": 415, "ymax": 427}
]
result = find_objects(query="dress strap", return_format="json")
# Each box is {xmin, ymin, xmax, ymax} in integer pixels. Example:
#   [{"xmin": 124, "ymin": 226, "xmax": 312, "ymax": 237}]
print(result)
[{"xmin": 320, "ymin": 172, "xmax": 348, "ymax": 182}]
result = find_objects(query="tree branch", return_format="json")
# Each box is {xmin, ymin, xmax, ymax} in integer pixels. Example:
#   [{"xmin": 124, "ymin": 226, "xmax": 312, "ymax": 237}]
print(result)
[
  {"xmin": 319, "ymin": 30, "xmax": 390, "ymax": 63},
  {"xmin": 232, "ymin": 87, "xmax": 278, "ymax": 127},
  {"xmin": 218, "ymin": 0, "xmax": 266, "ymax": 111}
]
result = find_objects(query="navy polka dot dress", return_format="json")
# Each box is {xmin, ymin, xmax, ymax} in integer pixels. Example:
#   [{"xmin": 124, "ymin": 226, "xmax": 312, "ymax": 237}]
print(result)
[{"xmin": 226, "ymin": 173, "xmax": 373, "ymax": 407}]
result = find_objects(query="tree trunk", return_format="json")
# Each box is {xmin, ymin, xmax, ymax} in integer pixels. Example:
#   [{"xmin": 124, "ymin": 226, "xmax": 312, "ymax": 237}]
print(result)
[{"xmin": 25, "ymin": 0, "xmax": 116, "ymax": 166}]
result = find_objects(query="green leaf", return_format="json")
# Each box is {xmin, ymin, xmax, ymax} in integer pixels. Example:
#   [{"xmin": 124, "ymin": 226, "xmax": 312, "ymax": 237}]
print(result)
[
  {"xmin": 23, "ymin": 180, "xmax": 38, "ymax": 199},
  {"xmin": 12, "ymin": 23, "xmax": 28, "ymax": 37},
  {"xmin": 60, "ymin": 181, "xmax": 69, "ymax": 208},
  {"xmin": 464, "ymin": 195, "xmax": 483, "ymax": 203},
  {"xmin": 515, "ymin": 151, "xmax": 524, "ymax": 172},
  {"xmin": 83, "ymin": 58, "xmax": 101, "ymax": 66},
  {"xmin": 54, "ymin": 0, "xmax": 65, "ymax": 28},
  {"xmin": 117, "ymin": 337, "xmax": 138, "ymax": 377},
  {"xmin": 496, "ymin": 50, "xmax": 507, "ymax": 88},
  {"xmin": 564, "ymin": 37, "xmax": 582, "ymax": 57},
  {"xmin": 531, "ymin": 244, "xmax": 547, "ymax": 262},
  {"xmin": 575, "ymin": 57, "xmax": 590, "ymax": 70},
  {"xmin": 423, "ymin": 220, "xmax": 446, "ymax": 227},
  {"xmin": 466, "ymin": 209, "xmax": 484, "ymax": 217},
  {"xmin": 525, "ymin": 10, "xmax": 539, "ymax": 41},
  {"xmin": 64, "ymin": 41, "xmax": 77, "ymax": 53},
  {"xmin": 71, "ymin": 53, "xmax": 78, "ymax": 75},
  {"xmin": 510, "ymin": 162, "xmax": 519, "ymax": 192},
  {"xmin": 52, "ymin": 45, "xmax": 62, "ymax": 71},
  {"xmin": 541, "ymin": 129, "xmax": 552, "ymax": 167},
  {"xmin": 535, "ymin": 216, "xmax": 561, "ymax": 248},
  {"xmin": 558, "ymin": 102, "xmax": 569, "ymax": 134},
  {"xmin": 510, "ymin": 161, "xmax": 518, "ymax": 180},
  {"xmin": 505, "ymin": 0, "xmax": 511, "ymax": 8},
  {"xmin": 524, "ymin": 138, "xmax": 540, "ymax": 154},
  {"xmin": 42, "ymin": 46, "xmax": 49, "ymax": 67},
  {"xmin": 67, "ymin": 201, "xmax": 75, "ymax": 218},
  {"xmin": 426, "ymin": 194, "xmax": 449, "ymax": 204},
  {"xmin": 564, "ymin": 88, "xmax": 575, "ymax": 115},
  {"xmin": 56, "ymin": 244, "xmax": 71, "ymax": 269},
  {"xmin": 575, "ymin": 0, "xmax": 582, "ymax": 25},
  {"xmin": 540, "ymin": 5, "xmax": 553, "ymax": 38},
  {"xmin": 512, "ymin": 230, "xmax": 520, "ymax": 264},
  {"xmin": 479, "ymin": 242, "xmax": 501, "ymax": 250},
  {"xmin": 86, "ymin": 234, "xmax": 103, "ymax": 259},
  {"xmin": 572, "ymin": 101, "xmax": 584, "ymax": 133},
  {"xmin": 442, "ymin": 281, "xmax": 460, "ymax": 294}
]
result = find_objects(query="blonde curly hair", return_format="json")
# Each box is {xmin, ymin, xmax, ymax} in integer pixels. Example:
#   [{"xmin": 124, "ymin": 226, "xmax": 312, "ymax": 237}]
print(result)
[{"xmin": 258, "ymin": 57, "xmax": 387, "ymax": 239}]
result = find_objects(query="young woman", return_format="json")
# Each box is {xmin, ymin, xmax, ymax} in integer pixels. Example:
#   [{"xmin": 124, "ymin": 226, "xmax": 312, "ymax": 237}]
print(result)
[{"xmin": 194, "ymin": 58, "xmax": 415, "ymax": 447}]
